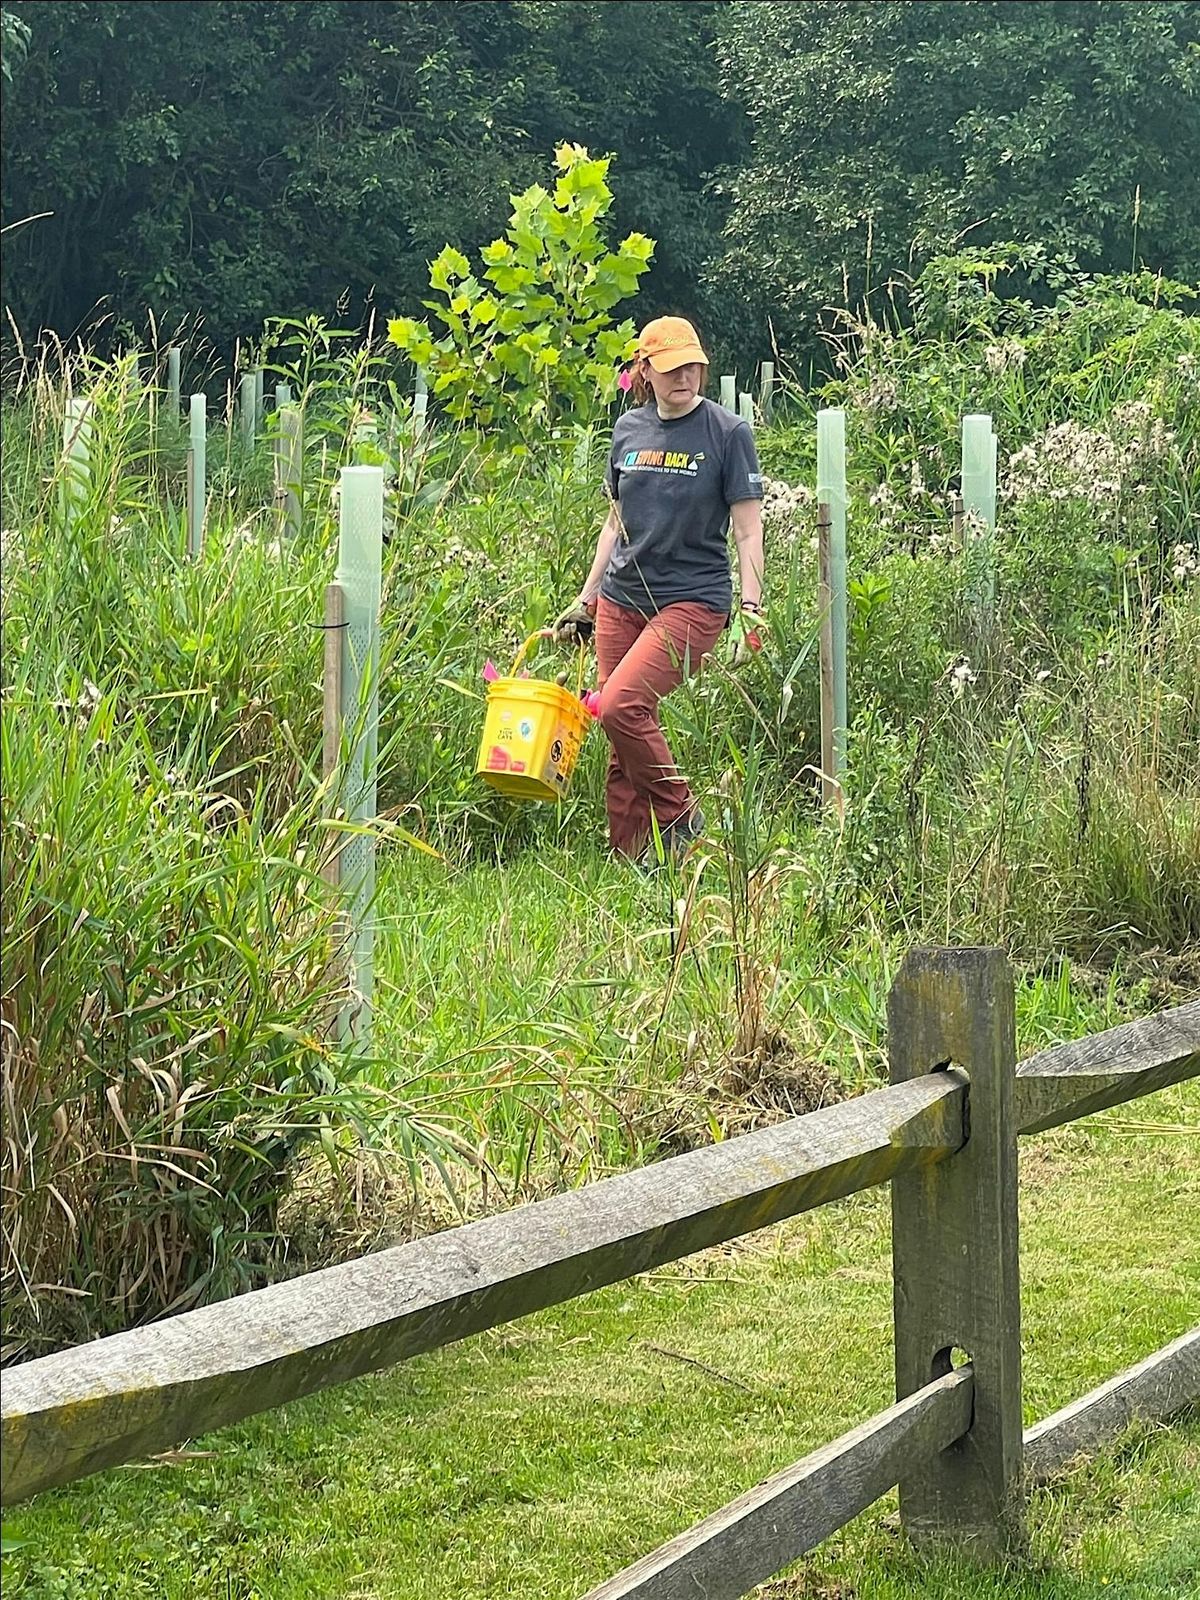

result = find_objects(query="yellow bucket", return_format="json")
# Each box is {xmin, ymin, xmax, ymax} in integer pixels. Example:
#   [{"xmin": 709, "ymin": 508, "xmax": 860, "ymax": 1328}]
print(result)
[{"xmin": 476, "ymin": 631, "xmax": 593, "ymax": 802}]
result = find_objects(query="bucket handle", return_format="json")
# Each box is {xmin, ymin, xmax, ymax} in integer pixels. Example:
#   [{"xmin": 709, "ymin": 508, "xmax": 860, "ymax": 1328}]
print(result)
[
  {"xmin": 510, "ymin": 629, "xmax": 555, "ymax": 676},
  {"xmin": 509, "ymin": 630, "xmax": 589, "ymax": 691}
]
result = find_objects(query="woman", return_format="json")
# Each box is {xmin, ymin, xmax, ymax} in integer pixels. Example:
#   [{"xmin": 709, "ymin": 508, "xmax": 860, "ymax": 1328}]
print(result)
[{"xmin": 556, "ymin": 316, "xmax": 765, "ymax": 860}]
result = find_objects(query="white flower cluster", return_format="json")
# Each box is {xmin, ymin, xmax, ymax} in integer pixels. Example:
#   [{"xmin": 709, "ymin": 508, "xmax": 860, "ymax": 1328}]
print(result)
[
  {"xmin": 760, "ymin": 475, "xmax": 817, "ymax": 538},
  {"xmin": 989, "ymin": 340, "xmax": 1025, "ymax": 374},
  {"xmin": 946, "ymin": 656, "xmax": 976, "ymax": 699},
  {"xmin": 52, "ymin": 678, "xmax": 103, "ymax": 730},
  {"xmin": 1170, "ymin": 542, "xmax": 1199, "ymax": 584},
  {"xmin": 1002, "ymin": 405, "xmax": 1176, "ymax": 511},
  {"xmin": 441, "ymin": 535, "xmax": 494, "ymax": 573},
  {"xmin": 984, "ymin": 339, "xmax": 1028, "ymax": 374},
  {"xmin": 926, "ymin": 526, "xmax": 957, "ymax": 558},
  {"xmin": 858, "ymin": 373, "xmax": 899, "ymax": 413}
]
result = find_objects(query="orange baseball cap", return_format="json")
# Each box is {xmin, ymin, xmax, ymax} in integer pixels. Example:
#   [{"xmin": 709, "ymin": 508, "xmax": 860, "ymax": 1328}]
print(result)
[{"xmin": 636, "ymin": 316, "xmax": 709, "ymax": 372}]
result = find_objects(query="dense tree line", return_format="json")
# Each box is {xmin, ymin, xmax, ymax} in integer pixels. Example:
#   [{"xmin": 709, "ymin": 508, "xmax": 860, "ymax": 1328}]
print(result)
[{"xmin": 2, "ymin": 1, "xmax": 1197, "ymax": 372}]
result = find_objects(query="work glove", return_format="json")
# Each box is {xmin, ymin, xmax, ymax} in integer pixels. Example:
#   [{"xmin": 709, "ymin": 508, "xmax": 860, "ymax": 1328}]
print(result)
[
  {"xmin": 553, "ymin": 596, "xmax": 596, "ymax": 643},
  {"xmin": 730, "ymin": 601, "xmax": 767, "ymax": 666}
]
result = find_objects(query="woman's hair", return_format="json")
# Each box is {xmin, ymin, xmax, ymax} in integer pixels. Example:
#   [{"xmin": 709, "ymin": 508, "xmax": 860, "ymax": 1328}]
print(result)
[{"xmin": 629, "ymin": 356, "xmax": 708, "ymax": 406}]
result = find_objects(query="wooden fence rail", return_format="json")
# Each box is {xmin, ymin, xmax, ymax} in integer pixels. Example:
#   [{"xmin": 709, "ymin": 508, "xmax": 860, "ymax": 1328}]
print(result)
[{"xmin": 3, "ymin": 955, "xmax": 1197, "ymax": 1600}]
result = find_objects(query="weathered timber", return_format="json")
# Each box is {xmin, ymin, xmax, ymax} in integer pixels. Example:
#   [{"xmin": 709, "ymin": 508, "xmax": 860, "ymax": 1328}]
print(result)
[
  {"xmin": 1015, "ymin": 1001, "xmax": 1199, "ymax": 1135},
  {"xmin": 889, "ymin": 947, "xmax": 1027, "ymax": 1558},
  {"xmin": 1024, "ymin": 1327, "xmax": 1200, "ymax": 1485},
  {"xmin": 322, "ymin": 581, "xmax": 345, "ymax": 782},
  {"xmin": 580, "ymin": 1368, "xmax": 974, "ymax": 1600},
  {"xmin": 1, "ymin": 1073, "xmax": 964, "ymax": 1506}
]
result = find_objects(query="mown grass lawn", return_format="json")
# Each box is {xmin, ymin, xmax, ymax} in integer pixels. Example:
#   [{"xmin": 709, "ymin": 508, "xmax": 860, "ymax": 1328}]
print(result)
[{"xmin": 5, "ymin": 1081, "xmax": 1196, "ymax": 1600}]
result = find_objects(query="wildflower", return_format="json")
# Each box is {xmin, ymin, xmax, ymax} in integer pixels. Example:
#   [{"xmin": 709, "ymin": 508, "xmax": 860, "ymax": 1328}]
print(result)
[
  {"xmin": 946, "ymin": 657, "xmax": 976, "ymax": 699},
  {"xmin": 926, "ymin": 528, "xmax": 955, "ymax": 558},
  {"xmin": 1170, "ymin": 543, "xmax": 1198, "ymax": 583},
  {"xmin": 908, "ymin": 462, "xmax": 926, "ymax": 501},
  {"xmin": 984, "ymin": 339, "xmax": 1027, "ymax": 374},
  {"xmin": 861, "ymin": 374, "xmax": 898, "ymax": 413},
  {"xmin": 760, "ymin": 477, "xmax": 816, "ymax": 544}
]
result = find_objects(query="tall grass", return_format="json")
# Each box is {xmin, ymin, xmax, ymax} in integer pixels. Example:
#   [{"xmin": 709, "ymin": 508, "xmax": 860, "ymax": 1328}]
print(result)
[{"xmin": 2, "ymin": 261, "xmax": 1196, "ymax": 1351}]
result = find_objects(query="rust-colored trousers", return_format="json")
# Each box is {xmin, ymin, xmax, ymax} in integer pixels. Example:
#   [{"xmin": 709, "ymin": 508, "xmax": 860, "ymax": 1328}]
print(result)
[{"xmin": 595, "ymin": 596, "xmax": 726, "ymax": 857}]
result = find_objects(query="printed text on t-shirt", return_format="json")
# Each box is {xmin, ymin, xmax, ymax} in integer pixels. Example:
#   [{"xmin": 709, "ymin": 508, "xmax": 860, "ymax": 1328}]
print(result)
[{"xmin": 622, "ymin": 449, "xmax": 705, "ymax": 474}]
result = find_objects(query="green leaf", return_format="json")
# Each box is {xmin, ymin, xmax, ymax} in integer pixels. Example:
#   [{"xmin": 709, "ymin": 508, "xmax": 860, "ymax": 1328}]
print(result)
[{"xmin": 429, "ymin": 245, "xmax": 471, "ymax": 293}]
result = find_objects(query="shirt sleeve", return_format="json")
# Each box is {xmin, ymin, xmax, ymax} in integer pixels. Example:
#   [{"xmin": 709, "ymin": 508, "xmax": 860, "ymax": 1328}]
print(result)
[
  {"xmin": 722, "ymin": 421, "xmax": 764, "ymax": 506},
  {"xmin": 604, "ymin": 446, "xmax": 621, "ymax": 503}
]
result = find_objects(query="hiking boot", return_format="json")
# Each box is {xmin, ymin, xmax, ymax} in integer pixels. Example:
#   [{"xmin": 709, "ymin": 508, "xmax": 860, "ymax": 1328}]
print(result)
[{"xmin": 643, "ymin": 805, "xmax": 706, "ymax": 867}]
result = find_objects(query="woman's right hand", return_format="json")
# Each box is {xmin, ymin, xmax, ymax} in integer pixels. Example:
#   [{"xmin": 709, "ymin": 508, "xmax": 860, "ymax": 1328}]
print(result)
[{"xmin": 553, "ymin": 597, "xmax": 596, "ymax": 643}]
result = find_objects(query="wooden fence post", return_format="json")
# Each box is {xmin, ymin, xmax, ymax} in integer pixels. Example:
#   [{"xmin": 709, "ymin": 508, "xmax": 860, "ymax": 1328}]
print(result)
[{"xmin": 888, "ymin": 946, "xmax": 1027, "ymax": 1559}]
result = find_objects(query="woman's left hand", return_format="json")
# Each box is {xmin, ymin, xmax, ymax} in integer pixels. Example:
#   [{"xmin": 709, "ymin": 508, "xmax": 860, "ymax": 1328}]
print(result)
[{"xmin": 731, "ymin": 602, "xmax": 767, "ymax": 666}]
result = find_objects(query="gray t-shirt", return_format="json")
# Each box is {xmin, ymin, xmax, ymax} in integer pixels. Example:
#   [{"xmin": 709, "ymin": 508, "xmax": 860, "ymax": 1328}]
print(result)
[{"xmin": 600, "ymin": 398, "xmax": 764, "ymax": 616}]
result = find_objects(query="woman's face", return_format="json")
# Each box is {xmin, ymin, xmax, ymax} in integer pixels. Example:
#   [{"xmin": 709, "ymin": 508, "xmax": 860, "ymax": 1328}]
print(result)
[{"xmin": 643, "ymin": 360, "xmax": 705, "ymax": 416}]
